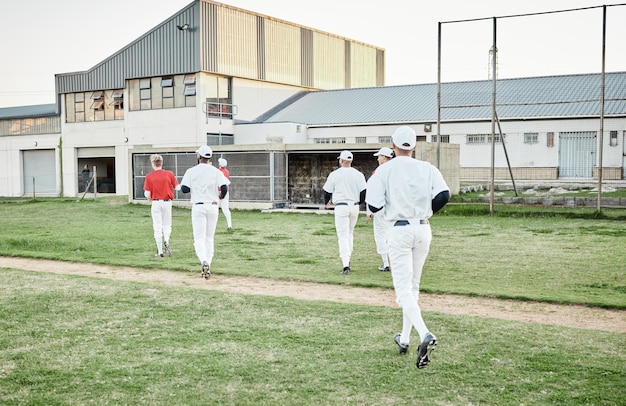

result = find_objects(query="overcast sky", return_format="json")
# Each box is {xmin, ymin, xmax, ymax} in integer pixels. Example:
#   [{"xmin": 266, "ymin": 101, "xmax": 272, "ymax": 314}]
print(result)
[{"xmin": 0, "ymin": 0, "xmax": 624, "ymax": 108}]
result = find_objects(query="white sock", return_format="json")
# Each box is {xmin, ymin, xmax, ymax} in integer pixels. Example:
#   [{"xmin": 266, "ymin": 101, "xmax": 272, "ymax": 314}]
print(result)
[{"xmin": 382, "ymin": 255, "xmax": 389, "ymax": 267}]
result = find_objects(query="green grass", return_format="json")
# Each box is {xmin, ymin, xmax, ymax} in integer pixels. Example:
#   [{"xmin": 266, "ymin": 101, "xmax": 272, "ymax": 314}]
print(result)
[
  {"xmin": 0, "ymin": 197, "xmax": 624, "ymax": 309},
  {"xmin": 1, "ymin": 270, "xmax": 624, "ymax": 405},
  {"xmin": 0, "ymin": 197, "xmax": 625, "ymax": 405}
]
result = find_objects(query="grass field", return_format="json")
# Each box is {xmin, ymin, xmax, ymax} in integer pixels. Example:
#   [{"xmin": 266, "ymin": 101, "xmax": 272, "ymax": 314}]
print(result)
[{"xmin": 1, "ymin": 197, "xmax": 625, "ymax": 405}]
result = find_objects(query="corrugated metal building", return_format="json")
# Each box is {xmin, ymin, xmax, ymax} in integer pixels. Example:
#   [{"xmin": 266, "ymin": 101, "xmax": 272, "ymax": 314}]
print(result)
[
  {"xmin": 1, "ymin": 0, "xmax": 624, "ymax": 203},
  {"xmin": 236, "ymin": 71, "xmax": 626, "ymax": 182},
  {"xmin": 0, "ymin": 0, "xmax": 388, "ymax": 202}
]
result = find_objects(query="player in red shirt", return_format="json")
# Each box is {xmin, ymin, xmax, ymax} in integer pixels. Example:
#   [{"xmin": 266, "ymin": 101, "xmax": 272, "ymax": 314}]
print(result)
[{"xmin": 143, "ymin": 154, "xmax": 181, "ymax": 257}]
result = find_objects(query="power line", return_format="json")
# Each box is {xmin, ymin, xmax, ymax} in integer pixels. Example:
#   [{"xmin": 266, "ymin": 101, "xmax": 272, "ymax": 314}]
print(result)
[{"xmin": 441, "ymin": 3, "xmax": 626, "ymax": 24}]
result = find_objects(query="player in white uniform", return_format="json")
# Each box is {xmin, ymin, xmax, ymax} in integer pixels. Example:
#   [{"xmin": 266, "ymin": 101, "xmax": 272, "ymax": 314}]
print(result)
[
  {"xmin": 180, "ymin": 146, "xmax": 229, "ymax": 278},
  {"xmin": 365, "ymin": 147, "xmax": 394, "ymax": 272},
  {"xmin": 323, "ymin": 150, "xmax": 367, "ymax": 275},
  {"xmin": 366, "ymin": 127, "xmax": 450, "ymax": 369},
  {"xmin": 217, "ymin": 158, "xmax": 233, "ymax": 230}
]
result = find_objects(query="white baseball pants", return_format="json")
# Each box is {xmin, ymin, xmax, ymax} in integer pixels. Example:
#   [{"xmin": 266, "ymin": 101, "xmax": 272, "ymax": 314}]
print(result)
[
  {"xmin": 387, "ymin": 221, "xmax": 432, "ymax": 345},
  {"xmin": 220, "ymin": 191, "xmax": 232, "ymax": 228},
  {"xmin": 191, "ymin": 203, "xmax": 219, "ymax": 265},
  {"xmin": 373, "ymin": 212, "xmax": 390, "ymax": 257},
  {"xmin": 151, "ymin": 200, "xmax": 173, "ymax": 253},
  {"xmin": 333, "ymin": 204, "xmax": 360, "ymax": 267}
]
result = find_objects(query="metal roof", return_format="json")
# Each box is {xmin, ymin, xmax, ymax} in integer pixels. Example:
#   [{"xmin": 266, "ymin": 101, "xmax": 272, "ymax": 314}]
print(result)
[
  {"xmin": 3, "ymin": 73, "xmax": 625, "ymax": 123},
  {"xmin": 253, "ymin": 72, "xmax": 626, "ymax": 125},
  {"xmin": 0, "ymin": 104, "xmax": 57, "ymax": 120},
  {"xmin": 54, "ymin": 0, "xmax": 383, "ymax": 99}
]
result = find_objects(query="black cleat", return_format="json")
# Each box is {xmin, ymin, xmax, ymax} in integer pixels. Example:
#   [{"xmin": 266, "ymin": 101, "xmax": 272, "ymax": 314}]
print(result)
[
  {"xmin": 394, "ymin": 333, "xmax": 409, "ymax": 355},
  {"xmin": 416, "ymin": 332, "xmax": 437, "ymax": 369},
  {"xmin": 155, "ymin": 253, "xmax": 164, "ymax": 258},
  {"xmin": 341, "ymin": 266, "xmax": 350, "ymax": 275},
  {"xmin": 383, "ymin": 266, "xmax": 390, "ymax": 272},
  {"xmin": 201, "ymin": 262, "xmax": 211, "ymax": 279}
]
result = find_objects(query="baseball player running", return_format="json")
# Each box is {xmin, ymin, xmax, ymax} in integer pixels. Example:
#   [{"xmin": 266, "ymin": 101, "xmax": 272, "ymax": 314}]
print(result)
[
  {"xmin": 323, "ymin": 150, "xmax": 367, "ymax": 275},
  {"xmin": 217, "ymin": 157, "xmax": 233, "ymax": 230},
  {"xmin": 365, "ymin": 147, "xmax": 394, "ymax": 272},
  {"xmin": 180, "ymin": 146, "xmax": 229, "ymax": 278},
  {"xmin": 366, "ymin": 127, "xmax": 450, "ymax": 369},
  {"xmin": 143, "ymin": 154, "xmax": 180, "ymax": 257}
]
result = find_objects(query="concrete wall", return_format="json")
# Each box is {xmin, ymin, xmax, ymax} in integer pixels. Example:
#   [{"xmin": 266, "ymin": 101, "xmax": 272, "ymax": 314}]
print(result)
[{"xmin": 231, "ymin": 78, "xmax": 308, "ymax": 122}]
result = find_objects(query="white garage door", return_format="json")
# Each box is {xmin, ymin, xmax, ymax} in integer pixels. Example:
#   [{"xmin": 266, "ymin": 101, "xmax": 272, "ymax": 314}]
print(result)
[
  {"xmin": 23, "ymin": 149, "xmax": 56, "ymax": 195},
  {"xmin": 558, "ymin": 131, "xmax": 597, "ymax": 178}
]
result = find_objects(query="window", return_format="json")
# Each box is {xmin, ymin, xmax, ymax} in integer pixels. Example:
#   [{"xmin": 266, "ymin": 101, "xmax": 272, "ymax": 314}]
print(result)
[
  {"xmin": 205, "ymin": 75, "xmax": 232, "ymax": 117},
  {"xmin": 161, "ymin": 77, "xmax": 174, "ymax": 107},
  {"xmin": 431, "ymin": 135, "xmax": 449, "ymax": 143},
  {"xmin": 547, "ymin": 132, "xmax": 554, "ymax": 147},
  {"xmin": 75, "ymin": 93, "xmax": 85, "ymax": 113},
  {"xmin": 524, "ymin": 132, "xmax": 539, "ymax": 144},
  {"xmin": 355, "ymin": 137, "xmax": 366, "ymax": 144},
  {"xmin": 109, "ymin": 89, "xmax": 124, "ymax": 120},
  {"xmin": 184, "ymin": 85, "xmax": 196, "ymax": 96},
  {"xmin": 110, "ymin": 89, "xmax": 124, "ymax": 109},
  {"xmin": 314, "ymin": 138, "xmax": 346, "ymax": 144},
  {"xmin": 467, "ymin": 134, "xmax": 485, "ymax": 144},
  {"xmin": 417, "ymin": 135, "xmax": 427, "ymax": 142},
  {"xmin": 378, "ymin": 136, "xmax": 391, "ymax": 144},
  {"xmin": 609, "ymin": 131, "xmax": 618, "ymax": 147},
  {"xmin": 139, "ymin": 79, "xmax": 152, "ymax": 109},
  {"xmin": 488, "ymin": 134, "xmax": 504, "ymax": 143},
  {"xmin": 467, "ymin": 133, "xmax": 503, "ymax": 144},
  {"xmin": 184, "ymin": 74, "xmax": 196, "ymax": 96},
  {"xmin": 130, "ymin": 74, "xmax": 200, "ymax": 111},
  {"xmin": 207, "ymin": 133, "xmax": 234, "ymax": 146},
  {"xmin": 90, "ymin": 91, "xmax": 104, "ymax": 110}
]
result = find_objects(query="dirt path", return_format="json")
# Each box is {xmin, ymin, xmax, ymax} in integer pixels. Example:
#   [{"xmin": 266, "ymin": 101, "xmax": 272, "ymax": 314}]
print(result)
[{"xmin": 2, "ymin": 257, "xmax": 624, "ymax": 334}]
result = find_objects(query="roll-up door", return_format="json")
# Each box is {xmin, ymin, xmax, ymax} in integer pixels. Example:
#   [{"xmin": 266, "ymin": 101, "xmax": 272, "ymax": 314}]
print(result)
[
  {"xmin": 558, "ymin": 131, "xmax": 596, "ymax": 178},
  {"xmin": 23, "ymin": 149, "xmax": 56, "ymax": 195}
]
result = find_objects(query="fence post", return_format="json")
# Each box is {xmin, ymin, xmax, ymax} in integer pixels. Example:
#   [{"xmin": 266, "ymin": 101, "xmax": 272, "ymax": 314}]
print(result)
[{"xmin": 93, "ymin": 166, "xmax": 97, "ymax": 200}]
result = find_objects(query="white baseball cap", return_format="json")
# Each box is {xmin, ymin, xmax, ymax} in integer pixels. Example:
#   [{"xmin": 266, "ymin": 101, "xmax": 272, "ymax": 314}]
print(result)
[
  {"xmin": 196, "ymin": 145, "xmax": 213, "ymax": 158},
  {"xmin": 392, "ymin": 126, "xmax": 417, "ymax": 150},
  {"xmin": 218, "ymin": 158, "xmax": 227, "ymax": 167},
  {"xmin": 373, "ymin": 147, "xmax": 394, "ymax": 158},
  {"xmin": 338, "ymin": 150, "xmax": 353, "ymax": 161}
]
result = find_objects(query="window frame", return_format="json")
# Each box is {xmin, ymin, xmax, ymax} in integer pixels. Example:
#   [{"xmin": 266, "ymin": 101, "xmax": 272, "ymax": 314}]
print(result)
[
  {"xmin": 524, "ymin": 132, "xmax": 539, "ymax": 144},
  {"xmin": 609, "ymin": 130, "xmax": 618, "ymax": 147}
]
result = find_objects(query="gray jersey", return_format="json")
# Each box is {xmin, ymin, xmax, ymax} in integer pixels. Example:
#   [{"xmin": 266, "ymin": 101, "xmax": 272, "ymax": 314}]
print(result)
[{"xmin": 366, "ymin": 156, "xmax": 449, "ymax": 221}]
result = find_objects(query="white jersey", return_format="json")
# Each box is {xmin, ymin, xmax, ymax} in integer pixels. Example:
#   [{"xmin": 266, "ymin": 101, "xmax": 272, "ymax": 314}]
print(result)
[
  {"xmin": 180, "ymin": 163, "xmax": 229, "ymax": 204},
  {"xmin": 365, "ymin": 156, "xmax": 449, "ymax": 221},
  {"xmin": 323, "ymin": 167, "xmax": 367, "ymax": 204}
]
